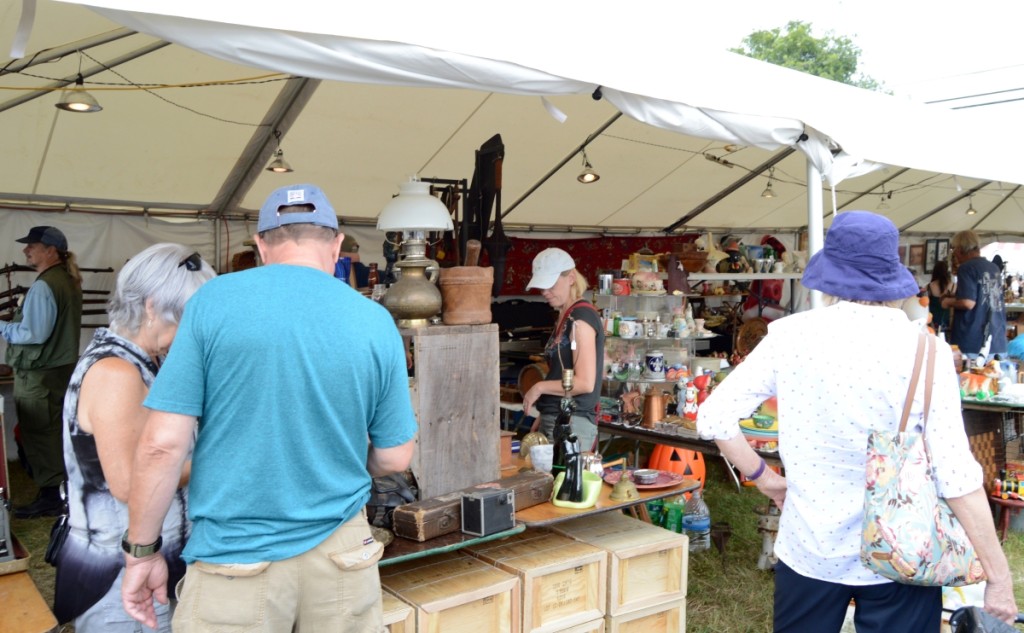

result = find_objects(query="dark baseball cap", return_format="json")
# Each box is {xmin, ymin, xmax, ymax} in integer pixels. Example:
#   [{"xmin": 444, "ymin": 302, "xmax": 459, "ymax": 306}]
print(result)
[{"xmin": 15, "ymin": 226, "xmax": 68, "ymax": 252}]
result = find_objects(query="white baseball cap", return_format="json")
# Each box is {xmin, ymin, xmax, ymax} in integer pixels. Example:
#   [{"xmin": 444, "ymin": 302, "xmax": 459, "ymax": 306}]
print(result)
[{"xmin": 526, "ymin": 248, "xmax": 576, "ymax": 290}]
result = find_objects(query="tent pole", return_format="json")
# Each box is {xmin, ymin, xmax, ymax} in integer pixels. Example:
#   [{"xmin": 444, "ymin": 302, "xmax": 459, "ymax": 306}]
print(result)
[
  {"xmin": 662, "ymin": 148, "xmax": 795, "ymax": 233},
  {"xmin": 501, "ymin": 112, "xmax": 621, "ymax": 219},
  {"xmin": 806, "ymin": 157, "xmax": 824, "ymax": 310},
  {"xmin": 0, "ymin": 27, "xmax": 137, "ymax": 77},
  {"xmin": 899, "ymin": 182, "xmax": 992, "ymax": 232}
]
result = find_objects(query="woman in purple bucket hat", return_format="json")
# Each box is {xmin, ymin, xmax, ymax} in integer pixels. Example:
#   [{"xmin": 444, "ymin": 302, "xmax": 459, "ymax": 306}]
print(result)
[{"xmin": 697, "ymin": 211, "xmax": 1017, "ymax": 631}]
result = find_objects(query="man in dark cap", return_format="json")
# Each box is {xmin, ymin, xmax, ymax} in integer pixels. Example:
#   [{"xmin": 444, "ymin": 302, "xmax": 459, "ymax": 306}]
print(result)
[{"xmin": 1, "ymin": 226, "xmax": 83, "ymax": 517}]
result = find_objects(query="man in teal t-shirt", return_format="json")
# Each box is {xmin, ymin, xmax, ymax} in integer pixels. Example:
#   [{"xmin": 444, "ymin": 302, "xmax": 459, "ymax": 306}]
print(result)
[{"xmin": 120, "ymin": 184, "xmax": 417, "ymax": 632}]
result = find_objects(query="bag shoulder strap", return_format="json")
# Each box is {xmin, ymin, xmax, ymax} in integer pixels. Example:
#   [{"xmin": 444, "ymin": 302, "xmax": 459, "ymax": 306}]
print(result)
[
  {"xmin": 898, "ymin": 333, "xmax": 927, "ymax": 433},
  {"xmin": 922, "ymin": 335, "xmax": 936, "ymax": 435}
]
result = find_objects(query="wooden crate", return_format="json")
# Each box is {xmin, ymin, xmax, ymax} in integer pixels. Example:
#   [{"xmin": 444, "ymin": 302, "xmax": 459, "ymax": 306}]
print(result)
[
  {"xmin": 550, "ymin": 512, "xmax": 687, "ymax": 616},
  {"xmin": 556, "ymin": 618, "xmax": 605, "ymax": 632},
  {"xmin": 465, "ymin": 530, "xmax": 607, "ymax": 633},
  {"xmin": 379, "ymin": 551, "xmax": 519, "ymax": 633},
  {"xmin": 383, "ymin": 590, "xmax": 415, "ymax": 633},
  {"xmin": 605, "ymin": 598, "xmax": 685, "ymax": 633},
  {"xmin": 405, "ymin": 324, "xmax": 501, "ymax": 499}
]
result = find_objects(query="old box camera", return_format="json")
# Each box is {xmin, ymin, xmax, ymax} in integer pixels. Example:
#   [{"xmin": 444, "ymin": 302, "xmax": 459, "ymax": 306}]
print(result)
[{"xmin": 461, "ymin": 488, "xmax": 515, "ymax": 537}]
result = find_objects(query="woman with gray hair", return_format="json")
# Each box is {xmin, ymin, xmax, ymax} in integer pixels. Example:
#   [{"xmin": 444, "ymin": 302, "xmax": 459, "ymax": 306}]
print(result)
[{"xmin": 52, "ymin": 243, "xmax": 215, "ymax": 632}]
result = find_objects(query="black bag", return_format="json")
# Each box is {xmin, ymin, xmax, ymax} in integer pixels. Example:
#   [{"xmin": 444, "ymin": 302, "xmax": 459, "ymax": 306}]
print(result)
[
  {"xmin": 44, "ymin": 513, "xmax": 69, "ymax": 566},
  {"xmin": 949, "ymin": 606, "xmax": 1024, "ymax": 633},
  {"xmin": 365, "ymin": 472, "xmax": 418, "ymax": 530}
]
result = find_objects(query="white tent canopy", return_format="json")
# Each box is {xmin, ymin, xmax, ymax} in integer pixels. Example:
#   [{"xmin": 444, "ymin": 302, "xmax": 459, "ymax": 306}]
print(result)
[
  {"xmin": 2, "ymin": 0, "xmax": 1023, "ymax": 280},
  {"xmin": 60, "ymin": 0, "xmax": 1024, "ymax": 186}
]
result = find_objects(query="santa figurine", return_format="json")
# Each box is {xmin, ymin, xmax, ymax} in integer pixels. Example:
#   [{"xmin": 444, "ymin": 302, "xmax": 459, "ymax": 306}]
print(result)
[{"xmin": 682, "ymin": 381, "xmax": 699, "ymax": 421}]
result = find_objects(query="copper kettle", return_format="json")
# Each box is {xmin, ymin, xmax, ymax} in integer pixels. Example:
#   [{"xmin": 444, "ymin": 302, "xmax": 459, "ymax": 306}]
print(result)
[{"xmin": 641, "ymin": 390, "xmax": 670, "ymax": 429}]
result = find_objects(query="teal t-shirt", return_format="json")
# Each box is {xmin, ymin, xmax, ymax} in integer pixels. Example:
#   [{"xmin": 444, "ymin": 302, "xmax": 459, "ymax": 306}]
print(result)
[{"xmin": 144, "ymin": 264, "xmax": 417, "ymax": 564}]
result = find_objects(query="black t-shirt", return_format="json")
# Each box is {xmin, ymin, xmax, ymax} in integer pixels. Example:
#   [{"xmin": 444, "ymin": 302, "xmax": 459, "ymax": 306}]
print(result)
[{"xmin": 536, "ymin": 301, "xmax": 605, "ymax": 421}]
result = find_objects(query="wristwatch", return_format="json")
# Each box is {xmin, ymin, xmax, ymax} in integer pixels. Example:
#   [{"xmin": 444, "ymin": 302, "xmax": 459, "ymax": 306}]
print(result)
[{"xmin": 121, "ymin": 530, "xmax": 162, "ymax": 557}]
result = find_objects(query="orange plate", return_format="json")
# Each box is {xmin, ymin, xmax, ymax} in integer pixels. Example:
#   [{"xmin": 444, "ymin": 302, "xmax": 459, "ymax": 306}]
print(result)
[{"xmin": 603, "ymin": 469, "xmax": 685, "ymax": 490}]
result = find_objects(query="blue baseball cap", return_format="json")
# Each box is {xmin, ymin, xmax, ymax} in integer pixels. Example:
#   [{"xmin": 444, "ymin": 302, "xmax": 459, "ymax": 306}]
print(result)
[
  {"xmin": 258, "ymin": 184, "xmax": 339, "ymax": 233},
  {"xmin": 16, "ymin": 226, "xmax": 68, "ymax": 252}
]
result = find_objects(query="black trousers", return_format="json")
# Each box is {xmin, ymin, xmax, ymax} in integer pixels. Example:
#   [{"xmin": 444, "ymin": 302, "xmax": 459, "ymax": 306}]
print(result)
[{"xmin": 774, "ymin": 559, "xmax": 942, "ymax": 633}]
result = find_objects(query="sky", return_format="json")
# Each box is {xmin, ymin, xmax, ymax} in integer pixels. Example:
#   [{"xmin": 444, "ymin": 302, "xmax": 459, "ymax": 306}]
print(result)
[{"xmin": 691, "ymin": 1, "xmax": 1024, "ymax": 114}]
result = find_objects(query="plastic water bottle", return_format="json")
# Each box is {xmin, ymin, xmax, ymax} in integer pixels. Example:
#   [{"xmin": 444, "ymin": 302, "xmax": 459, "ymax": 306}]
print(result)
[{"xmin": 682, "ymin": 490, "xmax": 711, "ymax": 552}]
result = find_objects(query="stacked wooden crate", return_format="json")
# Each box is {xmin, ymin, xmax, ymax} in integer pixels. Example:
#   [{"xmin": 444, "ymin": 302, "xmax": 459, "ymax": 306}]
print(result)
[
  {"xmin": 464, "ymin": 530, "xmax": 607, "ymax": 633},
  {"xmin": 550, "ymin": 512, "xmax": 688, "ymax": 633},
  {"xmin": 379, "ymin": 551, "xmax": 519, "ymax": 633},
  {"xmin": 382, "ymin": 590, "xmax": 415, "ymax": 633}
]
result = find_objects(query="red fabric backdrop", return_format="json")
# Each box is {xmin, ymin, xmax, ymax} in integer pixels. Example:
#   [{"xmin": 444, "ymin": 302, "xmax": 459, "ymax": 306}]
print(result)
[{"xmin": 483, "ymin": 235, "xmax": 699, "ymax": 295}]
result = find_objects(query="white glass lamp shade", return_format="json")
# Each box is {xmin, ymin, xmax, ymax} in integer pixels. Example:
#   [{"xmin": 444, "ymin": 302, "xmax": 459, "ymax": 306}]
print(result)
[{"xmin": 377, "ymin": 180, "xmax": 454, "ymax": 231}]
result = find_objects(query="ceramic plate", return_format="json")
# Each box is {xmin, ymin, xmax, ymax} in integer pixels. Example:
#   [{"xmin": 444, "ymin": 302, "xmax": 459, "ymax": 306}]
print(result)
[{"xmin": 603, "ymin": 469, "xmax": 685, "ymax": 489}]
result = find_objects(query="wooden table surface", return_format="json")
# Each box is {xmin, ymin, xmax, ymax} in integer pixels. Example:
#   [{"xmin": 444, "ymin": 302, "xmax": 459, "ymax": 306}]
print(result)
[
  {"xmin": 0, "ymin": 571, "xmax": 58, "ymax": 633},
  {"xmin": 515, "ymin": 475, "xmax": 699, "ymax": 527}
]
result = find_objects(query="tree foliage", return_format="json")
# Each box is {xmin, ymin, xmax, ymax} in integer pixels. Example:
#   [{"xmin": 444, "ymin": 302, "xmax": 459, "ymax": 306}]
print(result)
[{"xmin": 731, "ymin": 20, "xmax": 886, "ymax": 92}]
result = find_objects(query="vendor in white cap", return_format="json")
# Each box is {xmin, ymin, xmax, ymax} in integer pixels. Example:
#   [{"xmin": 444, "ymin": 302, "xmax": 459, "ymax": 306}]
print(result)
[
  {"xmin": 521, "ymin": 248, "xmax": 605, "ymax": 453},
  {"xmin": 698, "ymin": 211, "xmax": 1017, "ymax": 630}
]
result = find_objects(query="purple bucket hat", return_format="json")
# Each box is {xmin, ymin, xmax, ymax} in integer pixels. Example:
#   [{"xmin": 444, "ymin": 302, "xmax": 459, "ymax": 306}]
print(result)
[{"xmin": 801, "ymin": 211, "xmax": 919, "ymax": 302}]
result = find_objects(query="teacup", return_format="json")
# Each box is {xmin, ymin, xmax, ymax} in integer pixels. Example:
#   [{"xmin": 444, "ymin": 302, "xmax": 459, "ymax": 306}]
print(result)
[{"xmin": 618, "ymin": 320, "xmax": 641, "ymax": 339}]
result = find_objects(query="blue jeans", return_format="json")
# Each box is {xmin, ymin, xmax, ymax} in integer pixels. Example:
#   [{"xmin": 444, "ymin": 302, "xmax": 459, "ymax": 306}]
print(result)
[{"xmin": 76, "ymin": 567, "xmax": 172, "ymax": 633}]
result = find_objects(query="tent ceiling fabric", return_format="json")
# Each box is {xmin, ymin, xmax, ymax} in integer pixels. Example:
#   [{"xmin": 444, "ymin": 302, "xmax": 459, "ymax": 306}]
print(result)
[{"xmin": 1, "ymin": 0, "xmax": 1022, "ymax": 237}]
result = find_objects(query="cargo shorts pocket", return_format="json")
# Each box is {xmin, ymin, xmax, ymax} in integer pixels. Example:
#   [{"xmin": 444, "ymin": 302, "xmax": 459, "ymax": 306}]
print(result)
[
  {"xmin": 328, "ymin": 539, "xmax": 384, "ymax": 571},
  {"xmin": 192, "ymin": 561, "xmax": 271, "ymax": 577},
  {"xmin": 183, "ymin": 561, "xmax": 271, "ymax": 630}
]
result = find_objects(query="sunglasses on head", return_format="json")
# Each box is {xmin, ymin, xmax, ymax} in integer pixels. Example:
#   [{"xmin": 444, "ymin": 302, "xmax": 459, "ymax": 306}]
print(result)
[{"xmin": 178, "ymin": 252, "xmax": 202, "ymax": 271}]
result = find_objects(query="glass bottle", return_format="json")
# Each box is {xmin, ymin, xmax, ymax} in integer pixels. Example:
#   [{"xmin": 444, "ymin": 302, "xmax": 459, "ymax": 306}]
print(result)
[{"xmin": 367, "ymin": 262, "xmax": 380, "ymax": 290}]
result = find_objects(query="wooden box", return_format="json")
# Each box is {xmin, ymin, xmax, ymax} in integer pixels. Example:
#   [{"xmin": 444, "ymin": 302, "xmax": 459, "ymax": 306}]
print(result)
[
  {"xmin": 393, "ymin": 470, "xmax": 554, "ymax": 542},
  {"xmin": 605, "ymin": 598, "xmax": 685, "ymax": 633},
  {"xmin": 383, "ymin": 590, "xmax": 415, "ymax": 633},
  {"xmin": 557, "ymin": 619, "xmax": 605, "ymax": 633},
  {"xmin": 550, "ymin": 512, "xmax": 687, "ymax": 616},
  {"xmin": 465, "ymin": 531, "xmax": 607, "ymax": 633},
  {"xmin": 379, "ymin": 552, "xmax": 520, "ymax": 633},
  {"xmin": 405, "ymin": 324, "xmax": 501, "ymax": 500}
]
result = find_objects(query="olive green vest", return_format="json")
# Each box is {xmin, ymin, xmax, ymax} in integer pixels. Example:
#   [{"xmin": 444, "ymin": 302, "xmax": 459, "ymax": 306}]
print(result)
[{"xmin": 5, "ymin": 264, "xmax": 82, "ymax": 370}]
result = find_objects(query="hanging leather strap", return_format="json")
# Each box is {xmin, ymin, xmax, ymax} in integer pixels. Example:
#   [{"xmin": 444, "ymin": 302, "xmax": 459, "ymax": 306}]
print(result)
[
  {"xmin": 922, "ymin": 334, "xmax": 936, "ymax": 434},
  {"xmin": 898, "ymin": 333, "xmax": 936, "ymax": 434},
  {"xmin": 898, "ymin": 333, "xmax": 926, "ymax": 433}
]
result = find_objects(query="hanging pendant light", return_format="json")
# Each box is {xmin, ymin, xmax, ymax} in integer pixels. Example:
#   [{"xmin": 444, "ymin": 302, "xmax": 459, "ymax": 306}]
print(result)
[
  {"xmin": 55, "ymin": 73, "xmax": 102, "ymax": 113},
  {"xmin": 965, "ymin": 197, "xmax": 978, "ymax": 216},
  {"xmin": 577, "ymin": 148, "xmax": 599, "ymax": 184},
  {"xmin": 265, "ymin": 130, "xmax": 294, "ymax": 173},
  {"xmin": 760, "ymin": 167, "xmax": 777, "ymax": 198}
]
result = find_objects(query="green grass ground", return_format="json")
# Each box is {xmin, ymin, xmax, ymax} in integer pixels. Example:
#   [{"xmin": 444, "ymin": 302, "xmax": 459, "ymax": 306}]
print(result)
[{"xmin": 7, "ymin": 456, "xmax": 1024, "ymax": 632}]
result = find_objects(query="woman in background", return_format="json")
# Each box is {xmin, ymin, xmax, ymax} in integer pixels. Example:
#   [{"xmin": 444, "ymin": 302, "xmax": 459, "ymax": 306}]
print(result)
[
  {"xmin": 927, "ymin": 260, "xmax": 953, "ymax": 333},
  {"xmin": 53, "ymin": 243, "xmax": 216, "ymax": 632},
  {"xmin": 521, "ymin": 248, "xmax": 605, "ymax": 452}
]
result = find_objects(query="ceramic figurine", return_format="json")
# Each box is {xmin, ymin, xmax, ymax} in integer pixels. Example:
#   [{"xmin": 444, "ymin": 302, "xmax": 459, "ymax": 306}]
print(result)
[{"xmin": 682, "ymin": 381, "xmax": 699, "ymax": 421}]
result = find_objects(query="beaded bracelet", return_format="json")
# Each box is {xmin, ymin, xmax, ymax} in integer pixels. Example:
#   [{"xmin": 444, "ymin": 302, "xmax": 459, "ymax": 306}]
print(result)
[{"xmin": 748, "ymin": 458, "xmax": 768, "ymax": 482}]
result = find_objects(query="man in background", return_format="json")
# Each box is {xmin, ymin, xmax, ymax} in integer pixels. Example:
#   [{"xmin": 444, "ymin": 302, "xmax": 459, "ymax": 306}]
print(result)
[
  {"xmin": 1, "ymin": 226, "xmax": 82, "ymax": 518},
  {"xmin": 334, "ymin": 233, "xmax": 369, "ymax": 289},
  {"xmin": 121, "ymin": 184, "xmax": 417, "ymax": 632},
  {"xmin": 942, "ymin": 230, "xmax": 1007, "ymax": 359}
]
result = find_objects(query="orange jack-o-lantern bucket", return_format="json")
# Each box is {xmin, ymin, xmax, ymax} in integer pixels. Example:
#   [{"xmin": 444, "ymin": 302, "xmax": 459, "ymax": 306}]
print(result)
[{"xmin": 648, "ymin": 445, "xmax": 705, "ymax": 496}]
